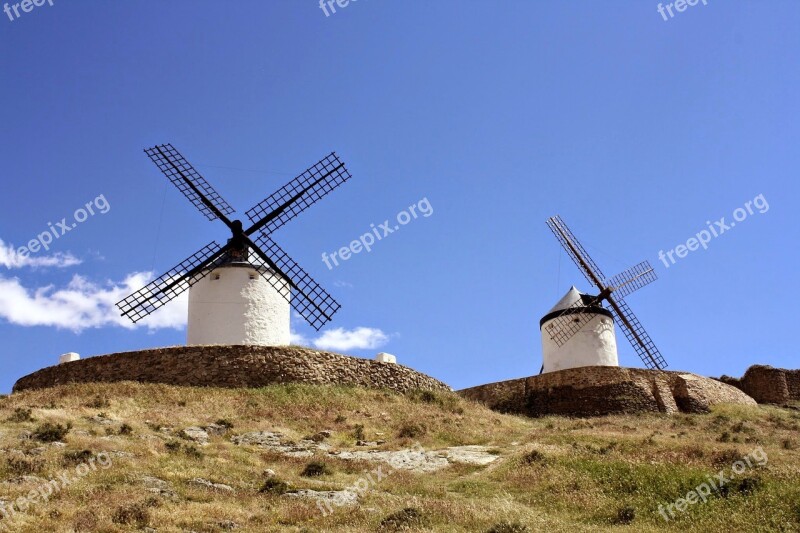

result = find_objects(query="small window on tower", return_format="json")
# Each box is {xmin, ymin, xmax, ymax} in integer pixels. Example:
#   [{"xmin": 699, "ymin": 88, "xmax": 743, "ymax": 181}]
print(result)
[
  {"xmin": 213, "ymin": 273, "xmax": 220, "ymax": 281},
  {"xmin": 249, "ymin": 273, "xmax": 257, "ymax": 280}
]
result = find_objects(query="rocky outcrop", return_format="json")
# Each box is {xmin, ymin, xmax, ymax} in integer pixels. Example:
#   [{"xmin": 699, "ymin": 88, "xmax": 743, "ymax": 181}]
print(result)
[
  {"xmin": 458, "ymin": 366, "xmax": 757, "ymax": 417},
  {"xmin": 719, "ymin": 365, "xmax": 800, "ymax": 405},
  {"xmin": 12, "ymin": 345, "xmax": 451, "ymax": 394}
]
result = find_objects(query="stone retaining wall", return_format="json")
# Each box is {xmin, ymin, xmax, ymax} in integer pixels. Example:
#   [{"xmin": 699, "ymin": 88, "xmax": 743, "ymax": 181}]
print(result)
[
  {"xmin": 719, "ymin": 365, "xmax": 800, "ymax": 405},
  {"xmin": 458, "ymin": 366, "xmax": 757, "ymax": 417},
  {"xmin": 12, "ymin": 346, "xmax": 451, "ymax": 394}
]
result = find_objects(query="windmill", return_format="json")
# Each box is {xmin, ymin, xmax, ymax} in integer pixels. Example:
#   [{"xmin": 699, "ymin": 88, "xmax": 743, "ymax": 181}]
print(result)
[
  {"xmin": 543, "ymin": 215, "xmax": 667, "ymax": 371},
  {"xmin": 116, "ymin": 144, "xmax": 351, "ymax": 343}
]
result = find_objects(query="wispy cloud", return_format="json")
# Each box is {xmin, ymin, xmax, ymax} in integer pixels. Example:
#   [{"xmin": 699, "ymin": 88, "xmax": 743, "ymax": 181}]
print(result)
[
  {"xmin": 0, "ymin": 273, "xmax": 185, "ymax": 333},
  {"xmin": 0, "ymin": 239, "xmax": 81, "ymax": 269}
]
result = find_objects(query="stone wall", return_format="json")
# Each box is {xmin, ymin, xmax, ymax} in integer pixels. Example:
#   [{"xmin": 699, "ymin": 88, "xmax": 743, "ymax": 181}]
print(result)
[
  {"xmin": 458, "ymin": 366, "xmax": 757, "ymax": 417},
  {"xmin": 719, "ymin": 365, "xmax": 800, "ymax": 405},
  {"xmin": 12, "ymin": 346, "xmax": 451, "ymax": 394}
]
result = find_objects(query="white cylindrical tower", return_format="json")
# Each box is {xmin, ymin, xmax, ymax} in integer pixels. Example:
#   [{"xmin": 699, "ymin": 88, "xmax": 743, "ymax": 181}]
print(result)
[
  {"xmin": 540, "ymin": 286, "xmax": 618, "ymax": 373},
  {"xmin": 187, "ymin": 262, "xmax": 290, "ymax": 346}
]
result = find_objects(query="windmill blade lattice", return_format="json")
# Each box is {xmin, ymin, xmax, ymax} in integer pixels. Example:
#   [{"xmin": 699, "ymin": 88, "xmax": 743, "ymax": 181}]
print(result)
[
  {"xmin": 245, "ymin": 152, "xmax": 351, "ymax": 235},
  {"xmin": 145, "ymin": 144, "xmax": 235, "ymax": 221},
  {"xmin": 116, "ymin": 241, "xmax": 226, "ymax": 323},
  {"xmin": 605, "ymin": 296, "xmax": 667, "ymax": 370},
  {"xmin": 544, "ymin": 296, "xmax": 603, "ymax": 347},
  {"xmin": 604, "ymin": 261, "xmax": 658, "ymax": 300},
  {"xmin": 250, "ymin": 232, "xmax": 341, "ymax": 330}
]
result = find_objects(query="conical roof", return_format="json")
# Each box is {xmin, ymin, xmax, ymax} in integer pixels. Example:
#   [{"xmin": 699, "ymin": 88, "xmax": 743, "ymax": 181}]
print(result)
[{"xmin": 547, "ymin": 286, "xmax": 584, "ymax": 314}]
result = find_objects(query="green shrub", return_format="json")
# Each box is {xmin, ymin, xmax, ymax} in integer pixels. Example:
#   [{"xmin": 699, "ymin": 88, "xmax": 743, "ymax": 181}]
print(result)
[
  {"xmin": 7, "ymin": 455, "xmax": 43, "ymax": 476},
  {"xmin": 111, "ymin": 503, "xmax": 150, "ymax": 526},
  {"xmin": 520, "ymin": 450, "xmax": 546, "ymax": 465},
  {"xmin": 63, "ymin": 449, "xmax": 94, "ymax": 466},
  {"xmin": 380, "ymin": 507, "xmax": 425, "ymax": 530},
  {"xmin": 215, "ymin": 419, "xmax": 234, "ymax": 429},
  {"xmin": 33, "ymin": 422, "xmax": 71, "ymax": 442},
  {"xmin": 8, "ymin": 407, "xmax": 34, "ymax": 423},
  {"xmin": 300, "ymin": 461, "xmax": 332, "ymax": 477},
  {"xmin": 615, "ymin": 506, "xmax": 636, "ymax": 524},
  {"xmin": 259, "ymin": 478, "xmax": 289, "ymax": 495},
  {"xmin": 398, "ymin": 422, "xmax": 426, "ymax": 438}
]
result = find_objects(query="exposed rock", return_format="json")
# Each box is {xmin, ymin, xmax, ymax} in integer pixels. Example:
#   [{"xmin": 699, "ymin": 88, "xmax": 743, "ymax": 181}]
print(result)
[
  {"xmin": 204, "ymin": 423, "xmax": 229, "ymax": 436},
  {"xmin": 233, "ymin": 432, "xmax": 497, "ymax": 472},
  {"xmin": 189, "ymin": 478, "xmax": 234, "ymax": 493},
  {"xmin": 283, "ymin": 489, "xmax": 359, "ymax": 506},
  {"xmin": 180, "ymin": 427, "xmax": 210, "ymax": 444}
]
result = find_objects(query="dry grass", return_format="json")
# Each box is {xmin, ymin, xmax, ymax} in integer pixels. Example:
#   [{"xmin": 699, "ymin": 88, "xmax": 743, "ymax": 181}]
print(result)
[{"xmin": 0, "ymin": 383, "xmax": 798, "ymax": 532}]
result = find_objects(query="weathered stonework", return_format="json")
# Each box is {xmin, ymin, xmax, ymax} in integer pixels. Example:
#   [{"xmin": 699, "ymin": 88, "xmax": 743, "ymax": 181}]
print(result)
[
  {"xmin": 12, "ymin": 346, "xmax": 451, "ymax": 394},
  {"xmin": 719, "ymin": 365, "xmax": 800, "ymax": 405},
  {"xmin": 458, "ymin": 366, "xmax": 757, "ymax": 417}
]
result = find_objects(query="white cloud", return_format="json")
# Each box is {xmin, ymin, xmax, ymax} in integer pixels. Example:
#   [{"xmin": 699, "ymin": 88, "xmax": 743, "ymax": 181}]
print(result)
[
  {"xmin": 0, "ymin": 239, "xmax": 82, "ymax": 269},
  {"xmin": 310, "ymin": 327, "xmax": 389, "ymax": 351},
  {"xmin": 0, "ymin": 272, "xmax": 186, "ymax": 333}
]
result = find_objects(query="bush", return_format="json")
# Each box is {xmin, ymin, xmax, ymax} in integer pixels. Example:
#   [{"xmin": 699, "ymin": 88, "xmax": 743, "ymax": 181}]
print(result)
[
  {"xmin": 737, "ymin": 477, "xmax": 762, "ymax": 495},
  {"xmin": 7, "ymin": 407, "xmax": 34, "ymax": 423},
  {"xmin": 380, "ymin": 507, "xmax": 425, "ymax": 530},
  {"xmin": 215, "ymin": 419, "xmax": 234, "ymax": 429},
  {"xmin": 398, "ymin": 422, "xmax": 426, "ymax": 439},
  {"xmin": 111, "ymin": 503, "xmax": 150, "ymax": 527},
  {"xmin": 485, "ymin": 522, "xmax": 530, "ymax": 533},
  {"xmin": 259, "ymin": 478, "xmax": 289, "ymax": 495},
  {"xmin": 300, "ymin": 461, "xmax": 332, "ymax": 477},
  {"xmin": 520, "ymin": 450, "xmax": 546, "ymax": 465},
  {"xmin": 615, "ymin": 506, "xmax": 636, "ymax": 525},
  {"xmin": 118, "ymin": 423, "xmax": 133, "ymax": 436},
  {"xmin": 7, "ymin": 455, "xmax": 43, "ymax": 476},
  {"xmin": 334, "ymin": 414, "xmax": 347, "ymax": 423},
  {"xmin": 352, "ymin": 424, "xmax": 365, "ymax": 441},
  {"xmin": 85, "ymin": 396, "xmax": 110, "ymax": 409},
  {"xmin": 63, "ymin": 450, "xmax": 94, "ymax": 466},
  {"xmin": 33, "ymin": 422, "xmax": 71, "ymax": 442},
  {"xmin": 782, "ymin": 439, "xmax": 795, "ymax": 450}
]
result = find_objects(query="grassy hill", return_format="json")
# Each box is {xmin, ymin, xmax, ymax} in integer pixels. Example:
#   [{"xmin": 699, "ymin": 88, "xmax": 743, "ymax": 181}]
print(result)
[{"xmin": 0, "ymin": 383, "xmax": 799, "ymax": 532}]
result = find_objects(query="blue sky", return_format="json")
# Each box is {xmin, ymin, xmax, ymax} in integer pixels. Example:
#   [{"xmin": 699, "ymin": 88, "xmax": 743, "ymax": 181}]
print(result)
[{"xmin": 0, "ymin": 1, "xmax": 797, "ymax": 394}]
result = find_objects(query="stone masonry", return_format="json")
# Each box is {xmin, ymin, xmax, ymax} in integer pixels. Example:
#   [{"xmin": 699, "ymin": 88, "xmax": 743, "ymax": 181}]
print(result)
[
  {"xmin": 719, "ymin": 365, "xmax": 800, "ymax": 405},
  {"xmin": 12, "ymin": 345, "xmax": 451, "ymax": 394},
  {"xmin": 458, "ymin": 366, "xmax": 757, "ymax": 417}
]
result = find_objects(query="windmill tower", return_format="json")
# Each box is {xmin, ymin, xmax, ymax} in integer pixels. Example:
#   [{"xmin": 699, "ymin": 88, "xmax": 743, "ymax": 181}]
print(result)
[
  {"xmin": 540, "ymin": 286, "xmax": 618, "ymax": 373},
  {"xmin": 542, "ymin": 215, "xmax": 667, "ymax": 372},
  {"xmin": 116, "ymin": 144, "xmax": 352, "ymax": 346}
]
